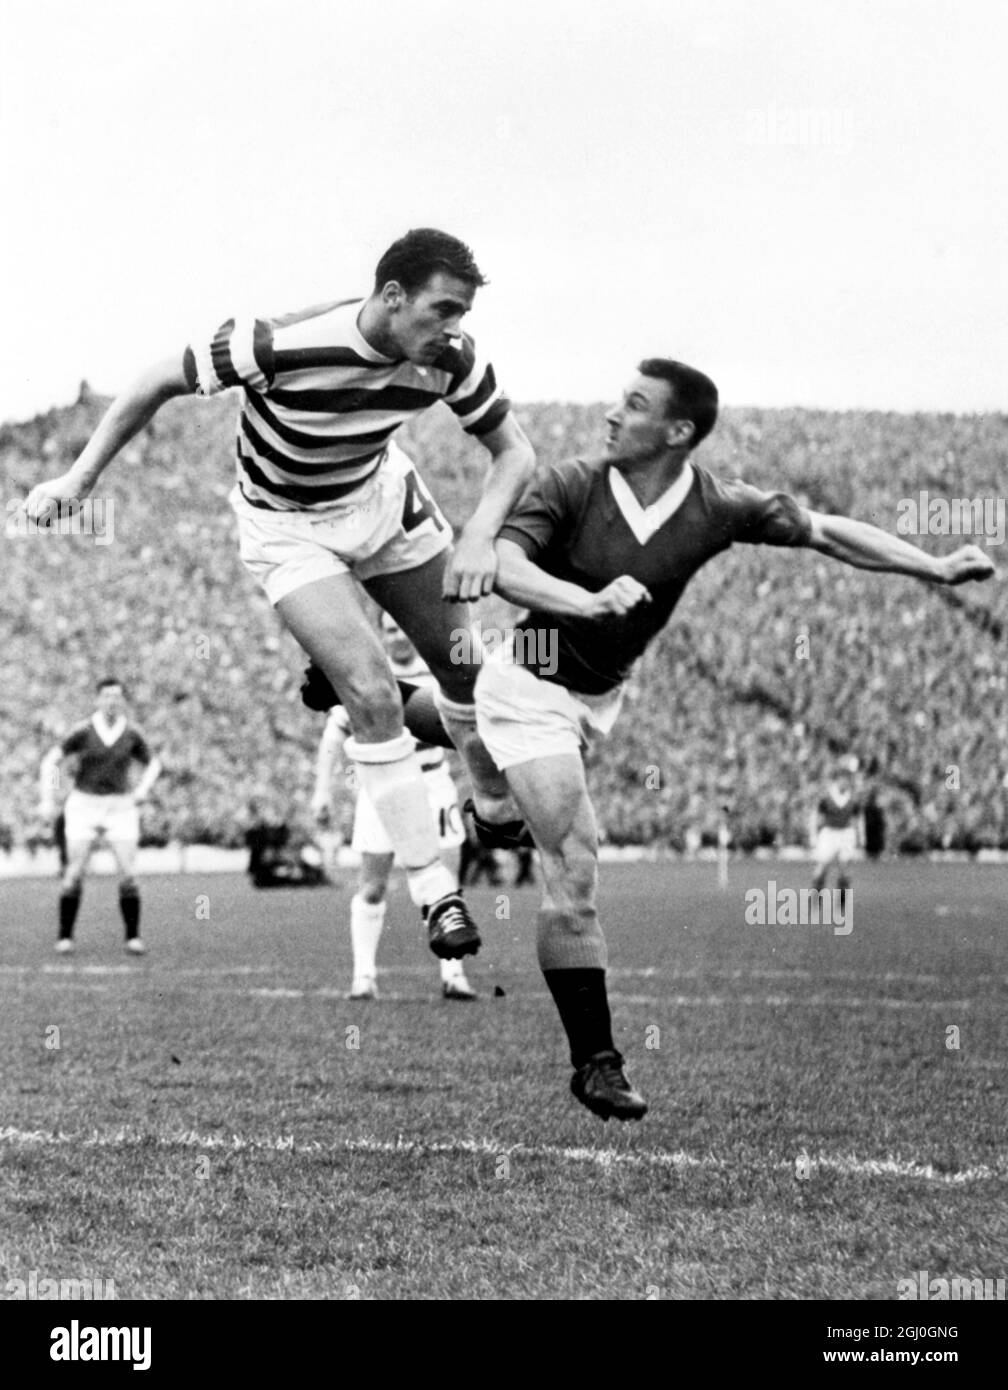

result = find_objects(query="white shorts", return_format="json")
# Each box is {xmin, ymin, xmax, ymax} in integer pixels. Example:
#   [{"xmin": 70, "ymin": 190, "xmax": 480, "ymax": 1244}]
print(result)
[
  {"xmin": 351, "ymin": 762, "xmax": 465, "ymax": 858},
  {"xmin": 474, "ymin": 643, "xmax": 624, "ymax": 770},
  {"xmin": 64, "ymin": 790, "xmax": 139, "ymax": 846},
  {"xmin": 815, "ymin": 825, "xmax": 857, "ymax": 865},
  {"xmin": 230, "ymin": 441, "xmax": 453, "ymax": 605}
]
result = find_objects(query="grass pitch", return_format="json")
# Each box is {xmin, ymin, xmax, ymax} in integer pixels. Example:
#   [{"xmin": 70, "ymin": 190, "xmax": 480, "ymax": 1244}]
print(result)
[{"xmin": 1, "ymin": 859, "xmax": 1005, "ymax": 1300}]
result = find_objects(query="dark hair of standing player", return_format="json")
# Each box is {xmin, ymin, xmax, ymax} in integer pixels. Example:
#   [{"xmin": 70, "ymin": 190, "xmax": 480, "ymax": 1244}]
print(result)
[
  {"xmin": 373, "ymin": 229, "xmax": 488, "ymax": 295},
  {"xmin": 96, "ymin": 676, "xmax": 124, "ymax": 693},
  {"xmin": 638, "ymin": 357, "xmax": 719, "ymax": 449}
]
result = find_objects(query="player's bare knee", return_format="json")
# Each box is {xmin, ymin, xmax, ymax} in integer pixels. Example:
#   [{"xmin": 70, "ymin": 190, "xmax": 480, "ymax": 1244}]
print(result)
[
  {"xmin": 119, "ymin": 875, "xmax": 139, "ymax": 895},
  {"xmin": 537, "ymin": 849, "xmax": 595, "ymax": 920},
  {"xmin": 565, "ymin": 858, "xmax": 597, "ymax": 916},
  {"xmin": 359, "ymin": 881, "xmax": 386, "ymax": 905},
  {"xmin": 341, "ymin": 670, "xmax": 404, "ymax": 741}
]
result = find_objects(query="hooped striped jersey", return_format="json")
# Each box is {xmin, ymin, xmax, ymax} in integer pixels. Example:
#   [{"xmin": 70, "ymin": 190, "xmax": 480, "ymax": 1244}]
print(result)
[{"xmin": 184, "ymin": 299, "xmax": 510, "ymax": 511}]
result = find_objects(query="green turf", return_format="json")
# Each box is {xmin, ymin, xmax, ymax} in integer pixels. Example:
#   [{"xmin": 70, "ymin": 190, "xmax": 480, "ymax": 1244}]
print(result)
[{"xmin": 1, "ymin": 861, "xmax": 1005, "ymax": 1299}]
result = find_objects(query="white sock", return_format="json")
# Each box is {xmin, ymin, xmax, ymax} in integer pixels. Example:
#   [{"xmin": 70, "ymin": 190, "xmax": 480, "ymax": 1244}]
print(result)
[
  {"xmin": 345, "ymin": 732, "xmax": 457, "ymax": 907},
  {"xmin": 350, "ymin": 895, "xmax": 385, "ymax": 980},
  {"xmin": 404, "ymin": 859, "xmax": 458, "ymax": 908},
  {"xmin": 440, "ymin": 958, "xmax": 465, "ymax": 985},
  {"xmin": 434, "ymin": 693, "xmax": 519, "ymax": 823}
]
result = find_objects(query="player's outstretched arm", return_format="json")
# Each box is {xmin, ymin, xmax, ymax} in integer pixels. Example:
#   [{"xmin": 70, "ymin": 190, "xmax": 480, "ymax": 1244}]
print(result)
[
  {"xmin": 493, "ymin": 539, "xmax": 652, "ymax": 618},
  {"xmin": 443, "ymin": 414, "xmax": 536, "ymax": 603},
  {"xmin": 24, "ymin": 355, "xmax": 193, "ymax": 517},
  {"xmin": 806, "ymin": 512, "xmax": 996, "ymax": 586}
]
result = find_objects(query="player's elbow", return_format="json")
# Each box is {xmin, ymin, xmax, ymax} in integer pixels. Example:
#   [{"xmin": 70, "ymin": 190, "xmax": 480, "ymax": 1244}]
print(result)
[
  {"xmin": 492, "ymin": 540, "xmax": 531, "ymax": 601},
  {"xmin": 492, "ymin": 421, "xmax": 536, "ymax": 485},
  {"xmin": 513, "ymin": 436, "xmax": 537, "ymax": 485},
  {"xmin": 129, "ymin": 356, "xmax": 193, "ymax": 409},
  {"xmin": 805, "ymin": 511, "xmax": 838, "ymax": 553}
]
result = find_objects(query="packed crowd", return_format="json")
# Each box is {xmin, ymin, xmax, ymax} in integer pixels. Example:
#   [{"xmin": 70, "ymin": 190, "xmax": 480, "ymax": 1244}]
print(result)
[{"xmin": 2, "ymin": 392, "xmax": 1005, "ymax": 851}]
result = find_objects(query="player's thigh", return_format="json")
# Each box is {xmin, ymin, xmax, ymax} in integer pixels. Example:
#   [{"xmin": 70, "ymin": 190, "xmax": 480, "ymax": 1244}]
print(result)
[
  {"xmin": 506, "ymin": 753, "xmax": 598, "ymax": 856},
  {"xmin": 276, "ymin": 573, "xmax": 402, "ymax": 736},
  {"xmin": 358, "ymin": 852, "xmax": 394, "ymax": 901},
  {"xmin": 63, "ymin": 840, "xmax": 94, "ymax": 882},
  {"xmin": 106, "ymin": 839, "xmax": 138, "ymax": 878},
  {"xmin": 363, "ymin": 552, "xmax": 477, "ymax": 701}
]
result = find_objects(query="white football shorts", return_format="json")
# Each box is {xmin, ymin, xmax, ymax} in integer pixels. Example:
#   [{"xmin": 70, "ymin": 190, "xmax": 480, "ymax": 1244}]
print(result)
[
  {"xmin": 814, "ymin": 825, "xmax": 857, "ymax": 865},
  {"xmin": 474, "ymin": 641, "xmax": 624, "ymax": 770},
  {"xmin": 63, "ymin": 790, "xmax": 140, "ymax": 846},
  {"xmin": 230, "ymin": 441, "xmax": 453, "ymax": 606},
  {"xmin": 351, "ymin": 762, "xmax": 465, "ymax": 858}
]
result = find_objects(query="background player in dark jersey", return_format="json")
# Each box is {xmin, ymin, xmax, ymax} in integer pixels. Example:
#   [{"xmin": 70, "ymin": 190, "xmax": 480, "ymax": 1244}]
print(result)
[
  {"xmin": 472, "ymin": 357, "xmax": 994, "ymax": 1122},
  {"xmin": 39, "ymin": 678, "xmax": 161, "ymax": 954},
  {"xmin": 811, "ymin": 760, "xmax": 863, "ymax": 899}
]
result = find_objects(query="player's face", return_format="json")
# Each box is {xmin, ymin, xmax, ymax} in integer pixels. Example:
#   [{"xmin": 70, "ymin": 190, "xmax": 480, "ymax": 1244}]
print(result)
[
  {"xmin": 384, "ymin": 272, "xmax": 476, "ymax": 364},
  {"xmin": 604, "ymin": 375, "xmax": 683, "ymax": 469},
  {"xmin": 382, "ymin": 618, "xmax": 416, "ymax": 665},
  {"xmin": 96, "ymin": 685, "xmax": 125, "ymax": 719}
]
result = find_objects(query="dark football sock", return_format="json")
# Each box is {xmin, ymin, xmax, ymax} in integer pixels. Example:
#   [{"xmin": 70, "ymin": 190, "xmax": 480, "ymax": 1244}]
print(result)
[
  {"xmin": 542, "ymin": 967, "xmax": 615, "ymax": 1068},
  {"xmin": 58, "ymin": 887, "xmax": 82, "ymax": 939},
  {"xmin": 119, "ymin": 883, "xmax": 141, "ymax": 938}
]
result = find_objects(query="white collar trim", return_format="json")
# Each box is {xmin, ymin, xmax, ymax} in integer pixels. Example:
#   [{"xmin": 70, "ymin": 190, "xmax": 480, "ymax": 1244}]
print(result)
[
  {"xmin": 608, "ymin": 463, "xmax": 695, "ymax": 545},
  {"xmin": 92, "ymin": 714, "xmax": 127, "ymax": 747},
  {"xmin": 350, "ymin": 301, "xmax": 397, "ymax": 364}
]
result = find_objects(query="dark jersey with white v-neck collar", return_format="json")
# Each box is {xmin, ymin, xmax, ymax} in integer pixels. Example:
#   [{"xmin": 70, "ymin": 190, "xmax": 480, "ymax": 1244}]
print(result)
[
  {"xmin": 61, "ymin": 718, "xmax": 152, "ymax": 796},
  {"xmin": 498, "ymin": 457, "xmax": 812, "ymax": 694}
]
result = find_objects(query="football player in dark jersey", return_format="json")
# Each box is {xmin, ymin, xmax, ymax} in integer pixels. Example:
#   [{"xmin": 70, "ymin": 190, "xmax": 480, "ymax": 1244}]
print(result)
[
  {"xmin": 39, "ymin": 678, "xmax": 161, "ymax": 954},
  {"xmin": 812, "ymin": 761, "xmax": 863, "ymax": 898},
  {"xmin": 471, "ymin": 357, "xmax": 995, "ymax": 1121}
]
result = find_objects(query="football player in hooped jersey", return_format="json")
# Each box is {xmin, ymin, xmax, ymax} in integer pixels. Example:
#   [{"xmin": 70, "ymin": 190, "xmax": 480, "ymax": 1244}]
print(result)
[
  {"xmin": 39, "ymin": 678, "xmax": 162, "ymax": 954},
  {"xmin": 25, "ymin": 230, "xmax": 536, "ymax": 966},
  {"xmin": 473, "ymin": 358, "xmax": 995, "ymax": 1122}
]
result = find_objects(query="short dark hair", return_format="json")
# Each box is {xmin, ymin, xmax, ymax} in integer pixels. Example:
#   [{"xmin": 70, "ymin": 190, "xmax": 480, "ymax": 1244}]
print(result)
[
  {"xmin": 373, "ymin": 229, "xmax": 488, "ymax": 295},
  {"xmin": 96, "ymin": 677, "xmax": 124, "ymax": 693},
  {"xmin": 638, "ymin": 358, "xmax": 719, "ymax": 449}
]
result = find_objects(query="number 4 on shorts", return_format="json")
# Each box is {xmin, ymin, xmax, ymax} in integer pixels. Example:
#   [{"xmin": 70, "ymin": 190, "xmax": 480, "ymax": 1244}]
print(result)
[{"xmin": 402, "ymin": 469, "xmax": 445, "ymax": 534}]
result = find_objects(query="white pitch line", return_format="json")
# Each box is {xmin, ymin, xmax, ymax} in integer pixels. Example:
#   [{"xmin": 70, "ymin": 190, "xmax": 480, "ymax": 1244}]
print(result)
[
  {"xmin": 0, "ymin": 965, "xmax": 949, "ymax": 988},
  {"xmin": 0, "ymin": 1126, "xmax": 1003, "ymax": 1185},
  {"xmin": 244, "ymin": 986, "xmax": 974, "ymax": 1011},
  {"xmin": 1, "ymin": 967, "xmax": 981, "ymax": 1012}
]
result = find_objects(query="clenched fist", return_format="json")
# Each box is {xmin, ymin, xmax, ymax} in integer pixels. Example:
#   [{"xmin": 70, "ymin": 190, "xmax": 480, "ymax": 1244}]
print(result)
[
  {"xmin": 579, "ymin": 575, "xmax": 653, "ymax": 619},
  {"xmin": 938, "ymin": 545, "xmax": 996, "ymax": 586},
  {"xmin": 23, "ymin": 472, "xmax": 91, "ymax": 521}
]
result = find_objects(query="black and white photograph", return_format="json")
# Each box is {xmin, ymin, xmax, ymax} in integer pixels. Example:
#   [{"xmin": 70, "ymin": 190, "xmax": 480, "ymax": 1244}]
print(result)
[{"xmin": 1, "ymin": 0, "xmax": 1005, "ymax": 1343}]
